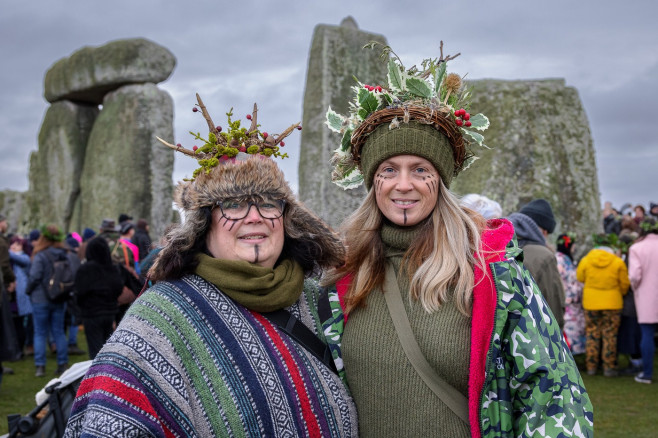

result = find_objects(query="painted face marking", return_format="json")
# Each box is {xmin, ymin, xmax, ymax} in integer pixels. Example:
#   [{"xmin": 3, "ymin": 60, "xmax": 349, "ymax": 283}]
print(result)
[
  {"xmin": 228, "ymin": 220, "xmax": 238, "ymax": 231},
  {"xmin": 253, "ymin": 245, "xmax": 260, "ymax": 263},
  {"xmin": 270, "ymin": 218, "xmax": 275, "ymax": 227},
  {"xmin": 403, "ymin": 210, "xmax": 408, "ymax": 225}
]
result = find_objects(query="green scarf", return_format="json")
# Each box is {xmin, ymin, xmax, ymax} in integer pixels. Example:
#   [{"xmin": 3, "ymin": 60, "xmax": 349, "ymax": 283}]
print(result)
[{"xmin": 194, "ymin": 253, "xmax": 305, "ymax": 312}]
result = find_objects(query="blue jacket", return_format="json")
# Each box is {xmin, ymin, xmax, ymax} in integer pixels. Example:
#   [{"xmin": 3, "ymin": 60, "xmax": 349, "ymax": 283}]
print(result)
[{"xmin": 9, "ymin": 251, "xmax": 32, "ymax": 315}]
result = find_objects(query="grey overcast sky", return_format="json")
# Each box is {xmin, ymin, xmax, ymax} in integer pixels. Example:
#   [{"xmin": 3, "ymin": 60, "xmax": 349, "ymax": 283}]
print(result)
[{"xmin": 1, "ymin": 1, "xmax": 656, "ymax": 214}]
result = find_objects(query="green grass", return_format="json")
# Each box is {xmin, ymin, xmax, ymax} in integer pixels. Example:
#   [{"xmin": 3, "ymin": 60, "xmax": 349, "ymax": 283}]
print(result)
[
  {"xmin": 0, "ymin": 330, "xmax": 90, "ymax": 436},
  {"xmin": 1, "ymin": 337, "xmax": 656, "ymax": 436}
]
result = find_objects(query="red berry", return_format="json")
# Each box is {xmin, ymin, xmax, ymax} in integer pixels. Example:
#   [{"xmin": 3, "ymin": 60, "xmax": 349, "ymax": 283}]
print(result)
[
  {"xmin": 296, "ymin": 125, "xmax": 302, "ymax": 130},
  {"xmin": 262, "ymin": 132, "xmax": 268, "ymax": 138},
  {"xmin": 192, "ymin": 107, "xmax": 198, "ymax": 112},
  {"xmin": 192, "ymin": 145, "xmax": 198, "ymax": 151},
  {"xmin": 465, "ymin": 121, "xmax": 472, "ymax": 127},
  {"xmin": 216, "ymin": 126, "xmax": 222, "ymax": 132},
  {"xmin": 239, "ymin": 146, "xmax": 247, "ymax": 152},
  {"xmin": 455, "ymin": 119, "xmax": 463, "ymax": 126},
  {"xmin": 454, "ymin": 110, "xmax": 460, "ymax": 117},
  {"xmin": 176, "ymin": 143, "xmax": 182, "ymax": 147},
  {"xmin": 221, "ymin": 154, "xmax": 229, "ymax": 160},
  {"xmin": 246, "ymin": 114, "xmax": 252, "ymax": 120},
  {"xmin": 457, "ymin": 109, "xmax": 465, "ymax": 116},
  {"xmin": 463, "ymin": 113, "xmax": 470, "ymax": 121},
  {"xmin": 279, "ymin": 141, "xmax": 285, "ymax": 147}
]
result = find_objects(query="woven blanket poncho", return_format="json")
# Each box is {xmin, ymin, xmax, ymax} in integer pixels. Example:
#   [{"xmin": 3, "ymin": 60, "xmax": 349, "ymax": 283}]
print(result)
[{"xmin": 64, "ymin": 275, "xmax": 358, "ymax": 437}]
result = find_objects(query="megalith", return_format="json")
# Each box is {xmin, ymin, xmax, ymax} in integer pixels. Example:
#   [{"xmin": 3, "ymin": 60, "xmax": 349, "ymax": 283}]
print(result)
[
  {"xmin": 298, "ymin": 17, "xmax": 388, "ymax": 228},
  {"xmin": 44, "ymin": 38, "xmax": 176, "ymax": 105},
  {"xmin": 27, "ymin": 101, "xmax": 98, "ymax": 229},
  {"xmin": 451, "ymin": 79, "xmax": 601, "ymax": 242},
  {"xmin": 15, "ymin": 37, "xmax": 177, "ymax": 238},
  {"xmin": 78, "ymin": 83, "xmax": 174, "ymax": 238}
]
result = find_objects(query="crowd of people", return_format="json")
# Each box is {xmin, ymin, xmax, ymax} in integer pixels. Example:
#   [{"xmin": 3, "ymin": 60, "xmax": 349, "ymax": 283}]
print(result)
[
  {"xmin": 3, "ymin": 45, "xmax": 656, "ymax": 437},
  {"xmin": 0, "ymin": 214, "xmax": 157, "ymax": 381}
]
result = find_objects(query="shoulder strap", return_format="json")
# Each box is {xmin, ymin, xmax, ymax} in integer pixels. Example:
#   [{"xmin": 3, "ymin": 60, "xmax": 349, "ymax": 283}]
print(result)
[
  {"xmin": 383, "ymin": 262, "xmax": 469, "ymax": 425},
  {"xmin": 261, "ymin": 309, "xmax": 338, "ymax": 375}
]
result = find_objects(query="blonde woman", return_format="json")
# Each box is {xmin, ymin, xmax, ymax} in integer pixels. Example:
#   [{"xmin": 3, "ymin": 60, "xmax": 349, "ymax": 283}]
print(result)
[{"xmin": 322, "ymin": 45, "xmax": 592, "ymax": 437}]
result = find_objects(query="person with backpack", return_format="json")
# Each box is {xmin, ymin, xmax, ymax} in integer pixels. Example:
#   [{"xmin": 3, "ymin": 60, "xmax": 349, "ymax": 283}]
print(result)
[{"xmin": 26, "ymin": 224, "xmax": 74, "ymax": 377}]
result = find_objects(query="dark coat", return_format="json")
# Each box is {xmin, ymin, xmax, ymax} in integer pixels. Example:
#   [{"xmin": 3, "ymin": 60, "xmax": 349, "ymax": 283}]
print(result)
[
  {"xmin": 74, "ymin": 238, "xmax": 123, "ymax": 318},
  {"xmin": 132, "ymin": 228, "xmax": 152, "ymax": 262}
]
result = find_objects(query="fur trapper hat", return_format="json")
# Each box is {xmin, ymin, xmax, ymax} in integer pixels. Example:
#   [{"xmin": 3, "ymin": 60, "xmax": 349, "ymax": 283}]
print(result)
[{"xmin": 150, "ymin": 157, "xmax": 345, "ymax": 281}]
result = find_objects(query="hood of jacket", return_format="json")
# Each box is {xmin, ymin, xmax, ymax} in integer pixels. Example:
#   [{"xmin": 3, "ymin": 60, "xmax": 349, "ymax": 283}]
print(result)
[
  {"xmin": 507, "ymin": 212, "xmax": 546, "ymax": 246},
  {"xmin": 587, "ymin": 248, "xmax": 617, "ymax": 268}
]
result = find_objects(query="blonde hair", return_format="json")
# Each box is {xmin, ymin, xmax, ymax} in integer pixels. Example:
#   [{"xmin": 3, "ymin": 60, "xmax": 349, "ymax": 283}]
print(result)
[{"xmin": 323, "ymin": 180, "xmax": 486, "ymax": 316}]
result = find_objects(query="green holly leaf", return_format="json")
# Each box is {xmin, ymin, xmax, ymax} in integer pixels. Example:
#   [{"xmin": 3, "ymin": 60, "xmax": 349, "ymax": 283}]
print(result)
[
  {"xmin": 461, "ymin": 155, "xmax": 479, "ymax": 171},
  {"xmin": 433, "ymin": 62, "xmax": 446, "ymax": 95},
  {"xmin": 468, "ymin": 113, "xmax": 490, "ymax": 131},
  {"xmin": 325, "ymin": 106, "xmax": 345, "ymax": 133},
  {"xmin": 334, "ymin": 168, "xmax": 364, "ymax": 190},
  {"xmin": 358, "ymin": 87, "xmax": 379, "ymax": 114},
  {"xmin": 387, "ymin": 58, "xmax": 406, "ymax": 92},
  {"xmin": 341, "ymin": 128, "xmax": 353, "ymax": 152},
  {"xmin": 461, "ymin": 128, "xmax": 490, "ymax": 148},
  {"xmin": 406, "ymin": 77, "xmax": 432, "ymax": 99}
]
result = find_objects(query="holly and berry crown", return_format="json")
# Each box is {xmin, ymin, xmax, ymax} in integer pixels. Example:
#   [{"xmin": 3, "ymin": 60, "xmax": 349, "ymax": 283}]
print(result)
[
  {"xmin": 326, "ymin": 42, "xmax": 490, "ymax": 190},
  {"xmin": 157, "ymin": 93, "xmax": 301, "ymax": 180}
]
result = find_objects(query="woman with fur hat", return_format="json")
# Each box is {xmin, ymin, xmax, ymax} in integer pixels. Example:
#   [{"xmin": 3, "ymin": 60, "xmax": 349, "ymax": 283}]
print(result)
[
  {"xmin": 65, "ymin": 96, "xmax": 357, "ymax": 438},
  {"xmin": 322, "ymin": 44, "xmax": 592, "ymax": 437}
]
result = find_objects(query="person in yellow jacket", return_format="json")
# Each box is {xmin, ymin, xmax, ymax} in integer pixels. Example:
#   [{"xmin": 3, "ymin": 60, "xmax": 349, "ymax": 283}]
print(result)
[{"xmin": 577, "ymin": 237, "xmax": 630, "ymax": 377}]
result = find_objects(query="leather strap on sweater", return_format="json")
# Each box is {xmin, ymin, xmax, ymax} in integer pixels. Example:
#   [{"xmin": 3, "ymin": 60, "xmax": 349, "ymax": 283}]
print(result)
[{"xmin": 383, "ymin": 262, "xmax": 469, "ymax": 424}]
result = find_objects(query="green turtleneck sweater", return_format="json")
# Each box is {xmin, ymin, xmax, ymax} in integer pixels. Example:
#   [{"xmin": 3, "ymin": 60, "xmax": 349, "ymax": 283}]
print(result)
[{"xmin": 342, "ymin": 222, "xmax": 471, "ymax": 437}]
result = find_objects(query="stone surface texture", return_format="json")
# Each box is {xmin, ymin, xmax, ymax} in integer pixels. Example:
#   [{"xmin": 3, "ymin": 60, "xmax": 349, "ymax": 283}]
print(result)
[
  {"xmin": 298, "ymin": 18, "xmax": 388, "ymax": 228},
  {"xmin": 44, "ymin": 38, "xmax": 176, "ymax": 105},
  {"xmin": 451, "ymin": 79, "xmax": 601, "ymax": 251},
  {"xmin": 77, "ymin": 83, "xmax": 174, "ymax": 238},
  {"xmin": 26, "ymin": 101, "xmax": 98, "ymax": 230}
]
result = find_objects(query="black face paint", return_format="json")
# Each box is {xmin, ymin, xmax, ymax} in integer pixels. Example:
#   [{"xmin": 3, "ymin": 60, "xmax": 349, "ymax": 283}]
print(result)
[
  {"xmin": 403, "ymin": 210, "xmax": 408, "ymax": 225},
  {"xmin": 253, "ymin": 245, "xmax": 260, "ymax": 264},
  {"xmin": 270, "ymin": 218, "xmax": 275, "ymax": 227},
  {"xmin": 228, "ymin": 220, "xmax": 238, "ymax": 231},
  {"xmin": 220, "ymin": 217, "xmax": 230, "ymax": 227}
]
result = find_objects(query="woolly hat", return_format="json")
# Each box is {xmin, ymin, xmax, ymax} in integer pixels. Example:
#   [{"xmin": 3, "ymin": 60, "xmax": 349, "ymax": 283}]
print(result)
[
  {"xmin": 360, "ymin": 122, "xmax": 455, "ymax": 189},
  {"xmin": 519, "ymin": 199, "xmax": 556, "ymax": 233},
  {"xmin": 40, "ymin": 224, "xmax": 65, "ymax": 242},
  {"xmin": 65, "ymin": 234, "xmax": 80, "ymax": 249},
  {"xmin": 0, "ymin": 213, "xmax": 6, "ymax": 222},
  {"xmin": 82, "ymin": 227, "xmax": 96, "ymax": 242},
  {"xmin": 28, "ymin": 229, "xmax": 40, "ymax": 242}
]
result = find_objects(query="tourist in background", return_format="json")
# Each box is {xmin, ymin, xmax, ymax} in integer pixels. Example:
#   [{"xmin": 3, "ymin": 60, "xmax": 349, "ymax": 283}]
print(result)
[
  {"xmin": 132, "ymin": 218, "xmax": 152, "ymax": 263},
  {"xmin": 26, "ymin": 224, "xmax": 71, "ymax": 377},
  {"xmin": 460, "ymin": 193, "xmax": 502, "ymax": 220},
  {"xmin": 577, "ymin": 234, "xmax": 630, "ymax": 376},
  {"xmin": 9, "ymin": 236, "xmax": 33, "ymax": 357},
  {"xmin": 73, "ymin": 236, "xmax": 122, "ymax": 359},
  {"xmin": 628, "ymin": 218, "xmax": 658, "ymax": 384},
  {"xmin": 556, "ymin": 233, "xmax": 586, "ymax": 355},
  {"xmin": 508, "ymin": 199, "xmax": 566, "ymax": 328}
]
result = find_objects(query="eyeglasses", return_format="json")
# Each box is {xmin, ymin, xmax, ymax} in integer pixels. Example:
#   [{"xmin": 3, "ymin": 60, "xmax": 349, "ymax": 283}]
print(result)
[{"xmin": 215, "ymin": 198, "xmax": 286, "ymax": 220}]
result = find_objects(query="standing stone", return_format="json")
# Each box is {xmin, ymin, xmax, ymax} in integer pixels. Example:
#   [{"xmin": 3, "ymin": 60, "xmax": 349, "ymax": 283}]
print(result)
[
  {"xmin": 451, "ymin": 79, "xmax": 601, "ymax": 249},
  {"xmin": 298, "ymin": 17, "xmax": 388, "ymax": 228},
  {"xmin": 44, "ymin": 38, "xmax": 176, "ymax": 105},
  {"xmin": 27, "ymin": 101, "xmax": 98, "ymax": 230},
  {"xmin": 78, "ymin": 83, "xmax": 174, "ymax": 238},
  {"xmin": 0, "ymin": 190, "xmax": 27, "ymax": 234}
]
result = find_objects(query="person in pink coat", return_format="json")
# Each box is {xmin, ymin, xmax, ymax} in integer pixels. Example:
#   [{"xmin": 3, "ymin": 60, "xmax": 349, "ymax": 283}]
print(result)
[{"xmin": 628, "ymin": 219, "xmax": 658, "ymax": 384}]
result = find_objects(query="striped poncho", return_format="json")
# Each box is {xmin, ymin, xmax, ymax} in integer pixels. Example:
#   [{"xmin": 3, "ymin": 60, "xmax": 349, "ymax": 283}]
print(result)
[{"xmin": 64, "ymin": 274, "xmax": 358, "ymax": 437}]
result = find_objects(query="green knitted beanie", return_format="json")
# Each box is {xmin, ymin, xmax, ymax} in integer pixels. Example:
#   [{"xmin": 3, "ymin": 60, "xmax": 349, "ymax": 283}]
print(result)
[{"xmin": 360, "ymin": 122, "xmax": 455, "ymax": 190}]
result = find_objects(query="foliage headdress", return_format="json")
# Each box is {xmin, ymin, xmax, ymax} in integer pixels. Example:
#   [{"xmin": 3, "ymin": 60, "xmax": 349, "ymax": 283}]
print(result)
[
  {"xmin": 326, "ymin": 42, "xmax": 490, "ymax": 190},
  {"xmin": 157, "ymin": 93, "xmax": 301, "ymax": 181}
]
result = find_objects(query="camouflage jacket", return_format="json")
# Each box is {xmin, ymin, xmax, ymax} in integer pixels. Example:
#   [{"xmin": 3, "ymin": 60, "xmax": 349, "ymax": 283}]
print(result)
[{"xmin": 324, "ymin": 219, "xmax": 593, "ymax": 438}]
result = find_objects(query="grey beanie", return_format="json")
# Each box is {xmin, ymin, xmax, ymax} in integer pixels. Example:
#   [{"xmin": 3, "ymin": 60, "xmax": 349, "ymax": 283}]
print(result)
[{"xmin": 519, "ymin": 199, "xmax": 556, "ymax": 233}]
